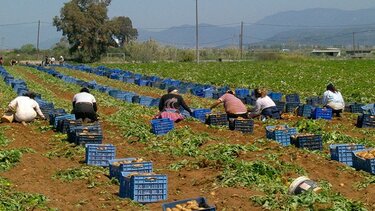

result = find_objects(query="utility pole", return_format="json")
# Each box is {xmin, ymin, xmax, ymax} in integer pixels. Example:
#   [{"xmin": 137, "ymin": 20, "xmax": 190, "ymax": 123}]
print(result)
[
  {"xmin": 239, "ymin": 21, "xmax": 243, "ymax": 60},
  {"xmin": 195, "ymin": 0, "xmax": 199, "ymax": 64},
  {"xmin": 37, "ymin": 20, "xmax": 41, "ymax": 60},
  {"xmin": 352, "ymin": 32, "xmax": 355, "ymax": 53}
]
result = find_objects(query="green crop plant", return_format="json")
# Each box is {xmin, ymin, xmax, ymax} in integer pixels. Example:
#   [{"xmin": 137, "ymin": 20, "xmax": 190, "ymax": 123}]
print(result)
[
  {"xmin": 0, "ymin": 177, "xmax": 51, "ymax": 210},
  {"xmin": 53, "ymin": 166, "xmax": 107, "ymax": 183},
  {"xmin": 101, "ymin": 59, "xmax": 375, "ymax": 103},
  {"xmin": 323, "ymin": 131, "xmax": 375, "ymax": 147},
  {"xmin": 0, "ymin": 149, "xmax": 24, "ymax": 172},
  {"xmin": 251, "ymin": 181, "xmax": 367, "ymax": 210}
]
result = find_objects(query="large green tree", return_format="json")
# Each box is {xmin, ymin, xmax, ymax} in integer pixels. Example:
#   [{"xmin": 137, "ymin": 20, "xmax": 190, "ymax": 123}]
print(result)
[
  {"xmin": 110, "ymin": 16, "xmax": 138, "ymax": 47},
  {"xmin": 53, "ymin": 0, "xmax": 136, "ymax": 62}
]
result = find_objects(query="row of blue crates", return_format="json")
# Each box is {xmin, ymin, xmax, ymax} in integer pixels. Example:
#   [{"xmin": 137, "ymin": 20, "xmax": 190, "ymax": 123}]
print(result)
[
  {"xmin": 60, "ymin": 64, "xmax": 374, "ymax": 120},
  {"xmin": 29, "ymin": 65, "xmax": 161, "ymax": 108}
]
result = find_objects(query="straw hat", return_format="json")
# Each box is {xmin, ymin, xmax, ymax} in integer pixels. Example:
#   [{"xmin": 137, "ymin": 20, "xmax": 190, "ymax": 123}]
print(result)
[{"xmin": 1, "ymin": 112, "xmax": 14, "ymax": 123}]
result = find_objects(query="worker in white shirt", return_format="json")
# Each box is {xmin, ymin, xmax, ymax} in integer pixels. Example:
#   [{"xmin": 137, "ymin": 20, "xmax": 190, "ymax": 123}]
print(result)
[
  {"xmin": 249, "ymin": 88, "xmax": 280, "ymax": 119},
  {"xmin": 8, "ymin": 91, "xmax": 45, "ymax": 125},
  {"xmin": 322, "ymin": 83, "xmax": 345, "ymax": 117},
  {"xmin": 72, "ymin": 87, "xmax": 98, "ymax": 123}
]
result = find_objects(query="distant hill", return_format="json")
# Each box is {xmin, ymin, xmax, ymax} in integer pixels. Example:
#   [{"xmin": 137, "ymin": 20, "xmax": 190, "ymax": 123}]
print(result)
[
  {"xmin": 139, "ymin": 8, "xmax": 375, "ymax": 48},
  {"xmin": 3, "ymin": 7, "xmax": 375, "ymax": 49}
]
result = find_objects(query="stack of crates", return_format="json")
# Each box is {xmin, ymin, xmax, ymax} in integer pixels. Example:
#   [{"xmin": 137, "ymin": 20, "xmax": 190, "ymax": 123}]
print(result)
[
  {"xmin": 286, "ymin": 94, "xmax": 300, "ymax": 103},
  {"xmin": 39, "ymin": 101, "xmax": 55, "ymax": 118},
  {"xmin": 349, "ymin": 103, "xmax": 364, "ymax": 113},
  {"xmin": 66, "ymin": 120, "xmax": 83, "ymax": 142},
  {"xmin": 268, "ymin": 92, "xmax": 282, "ymax": 102},
  {"xmin": 352, "ymin": 149, "xmax": 375, "ymax": 174},
  {"xmin": 109, "ymin": 158, "xmax": 153, "ymax": 180},
  {"xmin": 290, "ymin": 134, "xmax": 323, "ymax": 151},
  {"xmin": 192, "ymin": 109, "xmax": 211, "ymax": 122},
  {"xmin": 297, "ymin": 104, "xmax": 314, "ymax": 118},
  {"xmin": 330, "ymin": 144, "xmax": 365, "ymax": 166},
  {"xmin": 205, "ymin": 113, "xmax": 228, "ymax": 126},
  {"xmin": 306, "ymin": 96, "xmax": 322, "ymax": 107},
  {"xmin": 285, "ymin": 94, "xmax": 300, "ymax": 113},
  {"xmin": 85, "ymin": 144, "xmax": 116, "ymax": 167},
  {"xmin": 53, "ymin": 114, "xmax": 76, "ymax": 129},
  {"xmin": 71, "ymin": 123, "xmax": 103, "ymax": 145},
  {"xmin": 235, "ymin": 88, "xmax": 249, "ymax": 99},
  {"xmin": 119, "ymin": 172, "xmax": 168, "ymax": 203},
  {"xmin": 151, "ymin": 118, "xmax": 174, "ymax": 135},
  {"xmin": 311, "ymin": 108, "xmax": 332, "ymax": 120},
  {"xmin": 356, "ymin": 114, "xmax": 375, "ymax": 128},
  {"xmin": 47, "ymin": 108, "xmax": 66, "ymax": 122},
  {"xmin": 229, "ymin": 119, "xmax": 254, "ymax": 133},
  {"xmin": 162, "ymin": 197, "xmax": 216, "ymax": 211},
  {"xmin": 275, "ymin": 101, "xmax": 286, "ymax": 113},
  {"xmin": 266, "ymin": 125, "xmax": 297, "ymax": 146}
]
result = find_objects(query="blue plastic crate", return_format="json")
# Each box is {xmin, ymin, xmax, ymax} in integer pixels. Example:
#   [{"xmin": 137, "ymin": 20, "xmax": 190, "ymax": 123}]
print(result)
[
  {"xmin": 75, "ymin": 132, "xmax": 103, "ymax": 145},
  {"xmin": 162, "ymin": 197, "xmax": 216, "ymax": 211},
  {"xmin": 235, "ymin": 88, "xmax": 249, "ymax": 99},
  {"xmin": 266, "ymin": 125, "xmax": 297, "ymax": 146},
  {"xmin": 330, "ymin": 144, "xmax": 365, "ymax": 167},
  {"xmin": 85, "ymin": 144, "xmax": 116, "ymax": 167},
  {"xmin": 229, "ymin": 119, "xmax": 254, "ymax": 133},
  {"xmin": 135, "ymin": 79, "xmax": 149, "ymax": 86},
  {"xmin": 306, "ymin": 96, "xmax": 322, "ymax": 106},
  {"xmin": 119, "ymin": 173, "xmax": 168, "ymax": 203},
  {"xmin": 275, "ymin": 101, "xmax": 285, "ymax": 113},
  {"xmin": 352, "ymin": 149, "xmax": 375, "ymax": 174},
  {"xmin": 312, "ymin": 108, "xmax": 332, "ymax": 120},
  {"xmin": 291, "ymin": 134, "xmax": 322, "ymax": 151},
  {"xmin": 268, "ymin": 92, "xmax": 282, "ymax": 102},
  {"xmin": 349, "ymin": 103, "xmax": 364, "ymax": 113},
  {"xmin": 286, "ymin": 94, "xmax": 300, "ymax": 103},
  {"xmin": 151, "ymin": 118, "xmax": 174, "ymax": 135},
  {"xmin": 139, "ymin": 96, "xmax": 154, "ymax": 106},
  {"xmin": 109, "ymin": 158, "xmax": 153, "ymax": 180},
  {"xmin": 192, "ymin": 109, "xmax": 211, "ymax": 122},
  {"xmin": 285, "ymin": 103, "xmax": 300, "ymax": 113},
  {"xmin": 205, "ymin": 113, "xmax": 228, "ymax": 126},
  {"xmin": 297, "ymin": 104, "xmax": 313, "ymax": 118},
  {"xmin": 53, "ymin": 114, "xmax": 76, "ymax": 128},
  {"xmin": 357, "ymin": 114, "xmax": 375, "ymax": 128}
]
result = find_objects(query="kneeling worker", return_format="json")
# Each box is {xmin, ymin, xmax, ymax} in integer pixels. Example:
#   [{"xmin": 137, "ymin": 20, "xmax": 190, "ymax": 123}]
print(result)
[
  {"xmin": 72, "ymin": 87, "xmax": 98, "ymax": 123},
  {"xmin": 7, "ymin": 91, "xmax": 45, "ymax": 125},
  {"xmin": 210, "ymin": 90, "xmax": 248, "ymax": 119},
  {"xmin": 249, "ymin": 88, "xmax": 280, "ymax": 119}
]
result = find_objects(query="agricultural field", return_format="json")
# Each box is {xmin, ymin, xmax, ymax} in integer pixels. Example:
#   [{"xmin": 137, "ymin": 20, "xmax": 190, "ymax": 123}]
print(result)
[{"xmin": 0, "ymin": 59, "xmax": 375, "ymax": 211}]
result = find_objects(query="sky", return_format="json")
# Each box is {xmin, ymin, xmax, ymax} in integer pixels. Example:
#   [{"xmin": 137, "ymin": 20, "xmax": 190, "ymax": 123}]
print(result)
[
  {"xmin": 1, "ymin": 0, "xmax": 375, "ymax": 30},
  {"xmin": 1, "ymin": 0, "xmax": 375, "ymax": 49}
]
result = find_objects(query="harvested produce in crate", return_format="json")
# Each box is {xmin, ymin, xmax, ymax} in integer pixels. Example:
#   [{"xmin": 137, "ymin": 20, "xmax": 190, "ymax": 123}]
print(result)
[
  {"xmin": 291, "ymin": 133, "xmax": 315, "ymax": 138},
  {"xmin": 166, "ymin": 200, "xmax": 206, "ymax": 211},
  {"xmin": 112, "ymin": 158, "xmax": 144, "ymax": 166},
  {"xmin": 356, "ymin": 149, "xmax": 375, "ymax": 159}
]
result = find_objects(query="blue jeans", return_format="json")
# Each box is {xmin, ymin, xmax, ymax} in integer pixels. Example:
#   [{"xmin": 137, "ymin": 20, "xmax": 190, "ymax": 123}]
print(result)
[{"xmin": 262, "ymin": 106, "xmax": 280, "ymax": 119}]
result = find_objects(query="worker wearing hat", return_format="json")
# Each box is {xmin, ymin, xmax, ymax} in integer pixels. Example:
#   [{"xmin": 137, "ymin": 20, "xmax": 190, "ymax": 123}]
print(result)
[{"xmin": 155, "ymin": 86, "xmax": 192, "ymax": 122}]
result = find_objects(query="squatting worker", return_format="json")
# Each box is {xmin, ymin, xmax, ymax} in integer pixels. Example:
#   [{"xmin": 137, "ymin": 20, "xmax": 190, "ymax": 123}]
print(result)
[
  {"xmin": 210, "ymin": 90, "xmax": 248, "ymax": 119},
  {"xmin": 322, "ymin": 83, "xmax": 345, "ymax": 117},
  {"xmin": 8, "ymin": 91, "xmax": 45, "ymax": 124},
  {"xmin": 72, "ymin": 87, "xmax": 98, "ymax": 122},
  {"xmin": 249, "ymin": 88, "xmax": 280, "ymax": 119},
  {"xmin": 155, "ymin": 86, "xmax": 192, "ymax": 122}
]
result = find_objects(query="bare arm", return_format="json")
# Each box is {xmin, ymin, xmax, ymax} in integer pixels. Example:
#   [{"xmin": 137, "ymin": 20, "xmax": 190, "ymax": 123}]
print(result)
[{"xmin": 210, "ymin": 100, "xmax": 222, "ymax": 109}]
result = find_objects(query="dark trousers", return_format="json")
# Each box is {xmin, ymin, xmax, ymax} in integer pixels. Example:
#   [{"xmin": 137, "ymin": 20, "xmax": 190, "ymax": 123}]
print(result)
[
  {"xmin": 325, "ymin": 105, "xmax": 342, "ymax": 117},
  {"xmin": 73, "ymin": 103, "xmax": 97, "ymax": 122},
  {"xmin": 262, "ymin": 106, "xmax": 280, "ymax": 119}
]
